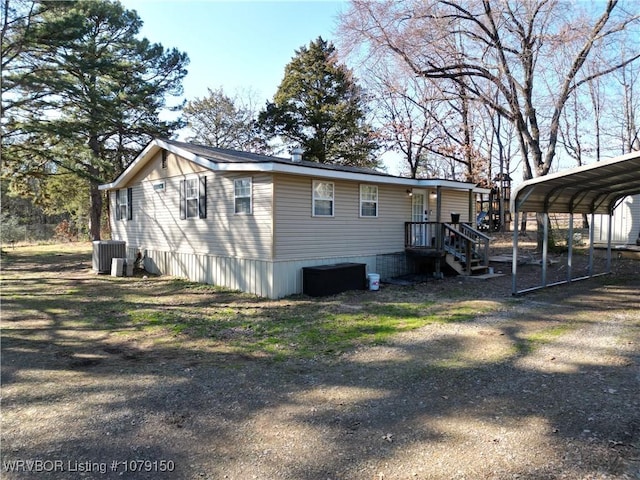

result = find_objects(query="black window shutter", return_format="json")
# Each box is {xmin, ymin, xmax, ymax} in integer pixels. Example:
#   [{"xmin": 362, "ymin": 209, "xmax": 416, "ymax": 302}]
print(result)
[
  {"xmin": 127, "ymin": 187, "xmax": 133, "ymax": 220},
  {"xmin": 115, "ymin": 190, "xmax": 121, "ymax": 220},
  {"xmin": 179, "ymin": 180, "xmax": 186, "ymax": 220},
  {"xmin": 199, "ymin": 176, "xmax": 207, "ymax": 219}
]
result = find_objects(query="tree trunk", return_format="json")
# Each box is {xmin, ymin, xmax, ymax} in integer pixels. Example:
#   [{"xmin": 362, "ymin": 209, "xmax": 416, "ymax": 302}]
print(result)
[
  {"xmin": 89, "ymin": 182, "xmax": 102, "ymax": 241},
  {"xmin": 88, "ymin": 134, "xmax": 103, "ymax": 241},
  {"xmin": 535, "ymin": 212, "xmax": 555, "ymax": 253},
  {"xmin": 520, "ymin": 213, "xmax": 528, "ymax": 236}
]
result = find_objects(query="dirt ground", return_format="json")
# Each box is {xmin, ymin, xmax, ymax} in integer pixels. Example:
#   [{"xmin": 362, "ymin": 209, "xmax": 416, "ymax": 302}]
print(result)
[{"xmin": 1, "ymin": 238, "xmax": 639, "ymax": 480}]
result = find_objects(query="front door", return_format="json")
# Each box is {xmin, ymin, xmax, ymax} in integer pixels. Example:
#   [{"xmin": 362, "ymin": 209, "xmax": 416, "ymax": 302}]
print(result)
[{"xmin": 411, "ymin": 190, "xmax": 428, "ymax": 246}]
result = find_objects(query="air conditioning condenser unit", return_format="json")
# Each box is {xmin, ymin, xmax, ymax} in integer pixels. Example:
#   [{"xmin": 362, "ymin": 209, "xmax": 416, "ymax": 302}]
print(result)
[{"xmin": 92, "ymin": 240, "xmax": 126, "ymax": 273}]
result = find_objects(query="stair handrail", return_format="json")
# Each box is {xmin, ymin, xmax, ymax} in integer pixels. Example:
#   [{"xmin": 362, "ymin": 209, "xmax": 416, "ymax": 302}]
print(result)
[
  {"xmin": 458, "ymin": 223, "xmax": 490, "ymax": 267},
  {"xmin": 443, "ymin": 224, "xmax": 475, "ymax": 274},
  {"xmin": 443, "ymin": 223, "xmax": 477, "ymax": 245}
]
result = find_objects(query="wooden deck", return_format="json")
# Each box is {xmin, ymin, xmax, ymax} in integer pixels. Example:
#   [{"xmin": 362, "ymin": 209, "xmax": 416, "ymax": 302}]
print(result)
[{"xmin": 404, "ymin": 221, "xmax": 491, "ymax": 275}]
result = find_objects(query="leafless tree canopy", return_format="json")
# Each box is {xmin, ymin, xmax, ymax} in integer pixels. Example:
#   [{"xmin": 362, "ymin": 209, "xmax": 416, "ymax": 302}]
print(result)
[{"xmin": 339, "ymin": 0, "xmax": 640, "ymax": 181}]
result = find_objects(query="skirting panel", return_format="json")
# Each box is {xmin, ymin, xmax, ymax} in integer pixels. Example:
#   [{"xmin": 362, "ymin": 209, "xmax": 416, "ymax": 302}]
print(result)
[
  {"xmin": 140, "ymin": 248, "xmax": 273, "ymax": 298},
  {"xmin": 272, "ymin": 256, "xmax": 376, "ymax": 299},
  {"xmin": 133, "ymin": 248, "xmax": 412, "ymax": 299}
]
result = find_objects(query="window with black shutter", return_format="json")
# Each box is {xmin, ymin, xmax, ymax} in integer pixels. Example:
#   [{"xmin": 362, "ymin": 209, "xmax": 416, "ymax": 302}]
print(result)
[
  {"xmin": 115, "ymin": 188, "xmax": 133, "ymax": 221},
  {"xmin": 180, "ymin": 176, "xmax": 207, "ymax": 219}
]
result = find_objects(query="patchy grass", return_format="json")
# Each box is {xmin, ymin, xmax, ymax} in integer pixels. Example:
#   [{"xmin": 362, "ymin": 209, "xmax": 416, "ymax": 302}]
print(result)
[
  {"xmin": 119, "ymin": 299, "xmax": 495, "ymax": 360},
  {"xmin": 4, "ymin": 243, "xmax": 632, "ymax": 363},
  {"xmin": 514, "ymin": 323, "xmax": 580, "ymax": 356},
  {"xmin": 2, "ymin": 244, "xmax": 502, "ymax": 361}
]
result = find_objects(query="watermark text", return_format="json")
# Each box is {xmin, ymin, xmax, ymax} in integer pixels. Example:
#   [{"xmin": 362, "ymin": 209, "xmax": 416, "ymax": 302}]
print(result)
[{"xmin": 2, "ymin": 459, "xmax": 175, "ymax": 474}]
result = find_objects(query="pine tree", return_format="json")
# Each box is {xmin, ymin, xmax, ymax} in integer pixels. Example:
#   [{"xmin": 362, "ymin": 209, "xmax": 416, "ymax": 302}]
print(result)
[
  {"xmin": 258, "ymin": 37, "xmax": 379, "ymax": 168},
  {"xmin": 2, "ymin": 0, "xmax": 188, "ymax": 240}
]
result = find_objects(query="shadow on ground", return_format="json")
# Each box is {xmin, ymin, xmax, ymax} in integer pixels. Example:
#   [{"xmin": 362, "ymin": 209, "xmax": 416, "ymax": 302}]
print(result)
[{"xmin": 1, "ymin": 247, "xmax": 639, "ymax": 479}]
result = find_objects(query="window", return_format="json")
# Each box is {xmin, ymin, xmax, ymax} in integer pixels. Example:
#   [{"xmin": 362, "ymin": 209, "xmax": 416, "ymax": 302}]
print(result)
[
  {"xmin": 185, "ymin": 178, "xmax": 199, "ymax": 218},
  {"xmin": 312, "ymin": 181, "xmax": 334, "ymax": 216},
  {"xmin": 153, "ymin": 182, "xmax": 165, "ymax": 192},
  {"xmin": 234, "ymin": 177, "xmax": 252, "ymax": 214},
  {"xmin": 360, "ymin": 184, "xmax": 378, "ymax": 217},
  {"xmin": 115, "ymin": 188, "xmax": 132, "ymax": 221},
  {"xmin": 180, "ymin": 176, "xmax": 207, "ymax": 219},
  {"xmin": 161, "ymin": 151, "xmax": 167, "ymax": 169}
]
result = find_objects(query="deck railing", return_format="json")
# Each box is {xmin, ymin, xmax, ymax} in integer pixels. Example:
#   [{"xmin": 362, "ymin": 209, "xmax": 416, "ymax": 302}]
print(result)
[
  {"xmin": 404, "ymin": 221, "xmax": 441, "ymax": 249},
  {"xmin": 405, "ymin": 221, "xmax": 491, "ymax": 273}
]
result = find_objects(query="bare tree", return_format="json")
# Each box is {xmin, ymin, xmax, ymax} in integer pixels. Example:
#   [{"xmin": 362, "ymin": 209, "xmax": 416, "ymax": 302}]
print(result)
[
  {"xmin": 349, "ymin": 51, "xmax": 489, "ymax": 181},
  {"xmin": 340, "ymin": 0, "xmax": 639, "ymax": 245},
  {"xmin": 183, "ymin": 87, "xmax": 269, "ymax": 154},
  {"xmin": 560, "ymin": 83, "xmax": 592, "ymax": 228},
  {"xmin": 618, "ymin": 62, "xmax": 640, "ymax": 153},
  {"xmin": 341, "ymin": 0, "xmax": 639, "ymax": 178},
  {"xmin": 587, "ymin": 64, "xmax": 605, "ymax": 161},
  {"xmin": 364, "ymin": 64, "xmax": 429, "ymax": 178}
]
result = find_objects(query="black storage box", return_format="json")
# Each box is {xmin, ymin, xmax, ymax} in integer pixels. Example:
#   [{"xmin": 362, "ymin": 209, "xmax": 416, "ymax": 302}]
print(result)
[{"xmin": 302, "ymin": 263, "xmax": 366, "ymax": 297}]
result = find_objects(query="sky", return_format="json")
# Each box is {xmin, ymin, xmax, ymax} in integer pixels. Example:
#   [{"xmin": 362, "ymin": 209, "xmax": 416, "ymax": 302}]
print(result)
[
  {"xmin": 120, "ymin": 0, "xmax": 347, "ymax": 105},
  {"xmin": 119, "ymin": 0, "xmax": 402, "ymax": 173}
]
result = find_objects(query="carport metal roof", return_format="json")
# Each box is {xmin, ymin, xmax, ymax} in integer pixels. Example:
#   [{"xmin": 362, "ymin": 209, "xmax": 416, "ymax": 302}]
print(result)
[
  {"xmin": 511, "ymin": 150, "xmax": 640, "ymax": 295},
  {"xmin": 512, "ymin": 150, "xmax": 640, "ymax": 215}
]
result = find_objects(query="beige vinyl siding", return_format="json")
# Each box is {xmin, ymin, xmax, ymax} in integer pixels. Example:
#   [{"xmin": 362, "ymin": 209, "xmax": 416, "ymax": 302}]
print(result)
[
  {"xmin": 128, "ymin": 150, "xmax": 208, "ymax": 184},
  {"xmin": 112, "ymin": 156, "xmax": 274, "ymax": 261},
  {"xmin": 441, "ymin": 189, "xmax": 475, "ymax": 223},
  {"xmin": 273, "ymin": 174, "xmax": 409, "ymax": 261}
]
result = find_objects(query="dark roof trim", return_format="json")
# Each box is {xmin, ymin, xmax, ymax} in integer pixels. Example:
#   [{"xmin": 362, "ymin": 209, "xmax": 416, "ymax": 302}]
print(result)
[{"xmin": 99, "ymin": 138, "xmax": 485, "ymax": 192}]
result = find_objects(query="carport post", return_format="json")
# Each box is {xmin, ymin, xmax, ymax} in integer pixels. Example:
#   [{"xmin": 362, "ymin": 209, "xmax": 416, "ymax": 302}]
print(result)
[
  {"xmin": 588, "ymin": 212, "xmax": 595, "ymax": 276},
  {"xmin": 567, "ymin": 213, "xmax": 573, "ymax": 283},
  {"xmin": 542, "ymin": 213, "xmax": 548, "ymax": 287},
  {"xmin": 512, "ymin": 211, "xmax": 519, "ymax": 295}
]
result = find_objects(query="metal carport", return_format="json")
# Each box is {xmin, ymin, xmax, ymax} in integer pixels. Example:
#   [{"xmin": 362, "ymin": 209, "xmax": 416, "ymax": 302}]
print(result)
[{"xmin": 511, "ymin": 150, "xmax": 640, "ymax": 295}]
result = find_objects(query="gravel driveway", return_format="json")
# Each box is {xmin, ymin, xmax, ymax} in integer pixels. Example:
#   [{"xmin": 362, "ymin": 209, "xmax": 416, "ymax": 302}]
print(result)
[{"xmin": 2, "ymin": 243, "xmax": 639, "ymax": 480}]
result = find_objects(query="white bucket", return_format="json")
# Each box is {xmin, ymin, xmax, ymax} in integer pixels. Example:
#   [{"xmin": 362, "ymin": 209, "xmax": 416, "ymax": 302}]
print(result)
[{"xmin": 368, "ymin": 273, "xmax": 380, "ymax": 291}]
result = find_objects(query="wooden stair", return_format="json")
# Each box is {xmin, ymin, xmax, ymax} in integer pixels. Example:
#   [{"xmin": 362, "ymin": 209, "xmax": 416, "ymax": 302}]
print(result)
[
  {"xmin": 404, "ymin": 221, "xmax": 492, "ymax": 277},
  {"xmin": 443, "ymin": 223, "xmax": 491, "ymax": 276},
  {"xmin": 445, "ymin": 253, "xmax": 490, "ymax": 276}
]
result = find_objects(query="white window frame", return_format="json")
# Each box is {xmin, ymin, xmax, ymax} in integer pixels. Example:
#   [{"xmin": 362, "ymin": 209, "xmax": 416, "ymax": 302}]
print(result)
[
  {"xmin": 234, "ymin": 177, "xmax": 252, "ymax": 214},
  {"xmin": 185, "ymin": 177, "xmax": 199, "ymax": 219},
  {"xmin": 359, "ymin": 184, "xmax": 378, "ymax": 218},
  {"xmin": 117, "ymin": 188, "xmax": 128, "ymax": 221},
  {"xmin": 312, "ymin": 180, "xmax": 334, "ymax": 217}
]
